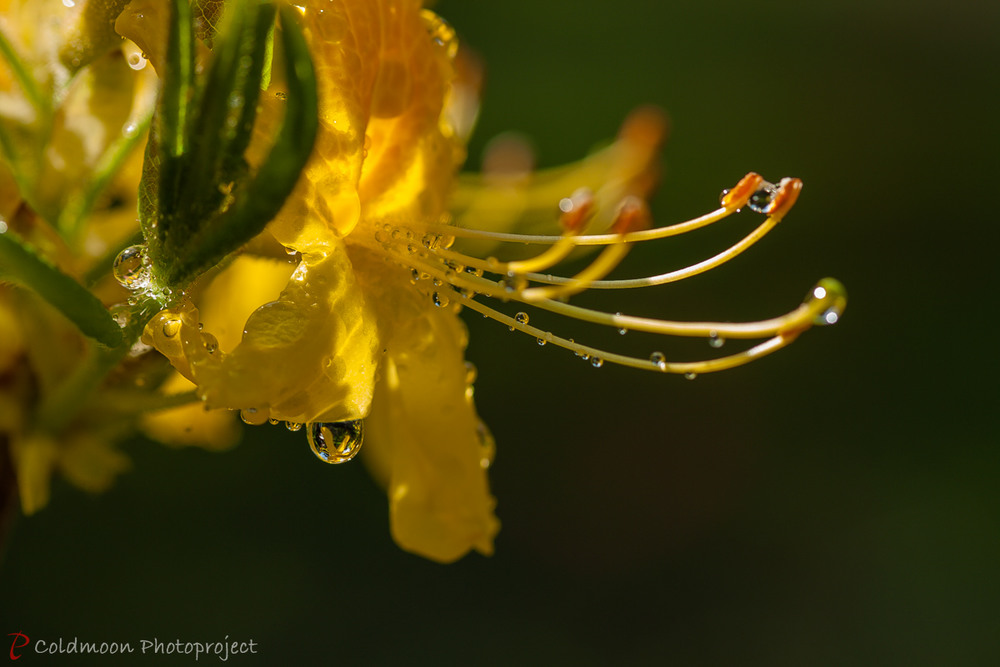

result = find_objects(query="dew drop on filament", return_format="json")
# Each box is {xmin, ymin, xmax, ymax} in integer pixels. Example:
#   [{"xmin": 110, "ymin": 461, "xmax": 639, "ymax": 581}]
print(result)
[
  {"xmin": 746, "ymin": 182, "xmax": 779, "ymax": 214},
  {"xmin": 649, "ymin": 351, "xmax": 667, "ymax": 371},
  {"xmin": 308, "ymin": 420, "xmax": 364, "ymax": 464}
]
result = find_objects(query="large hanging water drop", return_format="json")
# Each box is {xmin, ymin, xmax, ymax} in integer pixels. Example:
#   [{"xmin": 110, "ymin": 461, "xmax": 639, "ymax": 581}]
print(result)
[{"xmin": 308, "ymin": 420, "xmax": 364, "ymax": 464}]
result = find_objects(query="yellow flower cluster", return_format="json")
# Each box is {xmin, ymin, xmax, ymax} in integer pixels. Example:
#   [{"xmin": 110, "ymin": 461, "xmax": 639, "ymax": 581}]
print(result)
[{"xmin": 0, "ymin": 0, "xmax": 844, "ymax": 562}]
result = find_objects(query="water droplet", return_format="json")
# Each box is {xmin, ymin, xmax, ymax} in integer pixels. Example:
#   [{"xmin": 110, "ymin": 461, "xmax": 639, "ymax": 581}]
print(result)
[
  {"xmin": 275, "ymin": 91, "xmax": 287, "ymax": 100},
  {"xmin": 268, "ymin": 418, "xmax": 280, "ymax": 426},
  {"xmin": 808, "ymin": 279, "xmax": 847, "ymax": 326},
  {"xmin": 110, "ymin": 304, "xmax": 130, "ymax": 328},
  {"xmin": 708, "ymin": 331, "xmax": 725, "ymax": 348},
  {"xmin": 410, "ymin": 268, "xmax": 421, "ymax": 284},
  {"xmin": 618, "ymin": 328, "xmax": 628, "ymax": 336},
  {"xmin": 285, "ymin": 421, "xmax": 303, "ymax": 432},
  {"xmin": 684, "ymin": 372, "xmax": 698, "ymax": 380},
  {"xmin": 476, "ymin": 420, "xmax": 495, "ymax": 469},
  {"xmin": 514, "ymin": 312, "xmax": 529, "ymax": 325},
  {"xmin": 465, "ymin": 265, "xmax": 484, "ymax": 278},
  {"xmin": 241, "ymin": 407, "xmax": 269, "ymax": 426},
  {"xmin": 746, "ymin": 181, "xmax": 779, "ymax": 214},
  {"xmin": 127, "ymin": 51, "xmax": 147, "ymax": 70},
  {"xmin": 536, "ymin": 337, "xmax": 547, "ymax": 346},
  {"xmin": 432, "ymin": 291, "xmax": 449, "ymax": 308},
  {"xmin": 201, "ymin": 332, "xmax": 219, "ymax": 354},
  {"xmin": 62, "ymin": 0, "xmax": 76, "ymax": 7},
  {"xmin": 308, "ymin": 420, "xmax": 364, "ymax": 464},
  {"xmin": 122, "ymin": 122, "xmax": 138, "ymax": 138},
  {"xmin": 161, "ymin": 318, "xmax": 180, "ymax": 338},
  {"xmin": 718, "ymin": 188, "xmax": 730, "ymax": 205},
  {"xmin": 422, "ymin": 233, "xmax": 440, "ymax": 250},
  {"xmin": 112, "ymin": 245, "xmax": 150, "ymax": 289},
  {"xmin": 649, "ymin": 351, "xmax": 667, "ymax": 370},
  {"xmin": 0, "ymin": 219, "xmax": 7, "ymax": 234},
  {"xmin": 464, "ymin": 361, "xmax": 478, "ymax": 385},
  {"xmin": 591, "ymin": 357, "xmax": 604, "ymax": 368}
]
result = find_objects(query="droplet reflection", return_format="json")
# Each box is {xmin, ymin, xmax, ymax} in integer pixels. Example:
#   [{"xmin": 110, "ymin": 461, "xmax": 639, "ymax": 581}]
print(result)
[{"xmin": 308, "ymin": 420, "xmax": 364, "ymax": 464}]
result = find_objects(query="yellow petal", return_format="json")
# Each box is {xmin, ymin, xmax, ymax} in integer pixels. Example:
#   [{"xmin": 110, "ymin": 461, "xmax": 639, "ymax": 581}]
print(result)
[
  {"xmin": 113, "ymin": 0, "xmax": 169, "ymax": 74},
  {"xmin": 10, "ymin": 432, "xmax": 57, "ymax": 515},
  {"xmin": 139, "ymin": 372, "xmax": 240, "ymax": 450},
  {"xmin": 149, "ymin": 244, "xmax": 379, "ymax": 424},
  {"xmin": 267, "ymin": 1, "xmax": 461, "ymax": 250},
  {"xmin": 59, "ymin": 433, "xmax": 131, "ymax": 493},
  {"xmin": 359, "ymin": 256, "xmax": 499, "ymax": 563}
]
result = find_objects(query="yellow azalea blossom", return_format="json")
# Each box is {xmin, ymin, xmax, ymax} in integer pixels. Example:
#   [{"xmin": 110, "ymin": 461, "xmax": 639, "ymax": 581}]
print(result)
[{"xmin": 0, "ymin": 0, "xmax": 846, "ymax": 563}]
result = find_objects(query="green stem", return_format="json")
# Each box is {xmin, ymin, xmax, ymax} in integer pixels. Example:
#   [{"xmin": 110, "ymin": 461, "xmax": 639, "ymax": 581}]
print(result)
[{"xmin": 31, "ymin": 297, "xmax": 158, "ymax": 434}]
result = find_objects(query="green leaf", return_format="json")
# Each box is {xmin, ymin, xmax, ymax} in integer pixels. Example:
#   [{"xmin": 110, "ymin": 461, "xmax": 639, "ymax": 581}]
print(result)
[{"xmin": 0, "ymin": 231, "xmax": 122, "ymax": 348}]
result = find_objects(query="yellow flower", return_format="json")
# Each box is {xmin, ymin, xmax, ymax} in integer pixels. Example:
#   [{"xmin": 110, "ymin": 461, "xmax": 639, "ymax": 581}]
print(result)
[
  {"xmin": 0, "ymin": 0, "xmax": 846, "ymax": 564},
  {"xmin": 125, "ymin": 1, "xmax": 844, "ymax": 562}
]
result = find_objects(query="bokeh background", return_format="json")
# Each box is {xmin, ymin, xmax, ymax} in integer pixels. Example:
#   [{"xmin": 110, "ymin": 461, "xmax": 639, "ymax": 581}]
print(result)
[{"xmin": 2, "ymin": 0, "xmax": 998, "ymax": 664}]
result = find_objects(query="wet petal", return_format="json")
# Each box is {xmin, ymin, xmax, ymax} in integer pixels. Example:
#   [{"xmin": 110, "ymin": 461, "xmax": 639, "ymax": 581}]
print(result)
[
  {"xmin": 140, "ymin": 372, "xmax": 239, "ymax": 450},
  {"xmin": 149, "ymin": 244, "xmax": 379, "ymax": 424},
  {"xmin": 360, "ymin": 256, "xmax": 499, "ymax": 563}
]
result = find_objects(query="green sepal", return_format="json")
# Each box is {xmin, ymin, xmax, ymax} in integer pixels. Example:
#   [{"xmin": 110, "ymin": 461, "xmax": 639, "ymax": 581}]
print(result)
[
  {"xmin": 140, "ymin": 2, "xmax": 317, "ymax": 289},
  {"xmin": 0, "ymin": 231, "xmax": 122, "ymax": 348}
]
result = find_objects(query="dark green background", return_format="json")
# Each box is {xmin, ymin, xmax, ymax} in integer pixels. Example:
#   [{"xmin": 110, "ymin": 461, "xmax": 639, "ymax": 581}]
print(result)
[{"xmin": 2, "ymin": 1, "xmax": 997, "ymax": 664}]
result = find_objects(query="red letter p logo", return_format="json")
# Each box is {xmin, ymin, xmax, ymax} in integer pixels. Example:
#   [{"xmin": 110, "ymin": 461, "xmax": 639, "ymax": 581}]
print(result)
[{"xmin": 7, "ymin": 633, "xmax": 30, "ymax": 660}]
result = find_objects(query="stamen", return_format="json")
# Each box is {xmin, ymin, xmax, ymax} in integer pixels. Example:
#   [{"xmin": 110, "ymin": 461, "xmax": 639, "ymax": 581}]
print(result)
[
  {"xmin": 457, "ymin": 290, "xmax": 805, "ymax": 375},
  {"xmin": 362, "ymin": 170, "xmax": 841, "ymax": 375}
]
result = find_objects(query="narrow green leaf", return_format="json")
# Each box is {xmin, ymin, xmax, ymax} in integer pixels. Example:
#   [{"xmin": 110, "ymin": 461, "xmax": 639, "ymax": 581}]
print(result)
[
  {"xmin": 0, "ymin": 232, "xmax": 122, "ymax": 348},
  {"xmin": 161, "ymin": 6, "xmax": 318, "ymax": 287},
  {"xmin": 160, "ymin": 0, "xmax": 195, "ymax": 159},
  {"xmin": 261, "ymin": 19, "xmax": 276, "ymax": 91},
  {"xmin": 155, "ymin": 0, "xmax": 196, "ymax": 235},
  {"xmin": 181, "ymin": 1, "xmax": 271, "ymax": 227}
]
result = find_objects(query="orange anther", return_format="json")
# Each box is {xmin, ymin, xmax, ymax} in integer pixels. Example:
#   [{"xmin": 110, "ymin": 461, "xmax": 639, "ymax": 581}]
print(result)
[
  {"xmin": 720, "ymin": 172, "xmax": 763, "ymax": 211},
  {"xmin": 558, "ymin": 188, "xmax": 595, "ymax": 233},
  {"xmin": 618, "ymin": 105, "xmax": 669, "ymax": 149},
  {"xmin": 611, "ymin": 196, "xmax": 651, "ymax": 234},
  {"xmin": 765, "ymin": 178, "xmax": 803, "ymax": 220}
]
